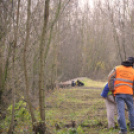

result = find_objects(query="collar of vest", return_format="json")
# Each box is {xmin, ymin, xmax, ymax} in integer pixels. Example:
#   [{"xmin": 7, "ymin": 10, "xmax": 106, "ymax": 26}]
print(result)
[{"xmin": 121, "ymin": 61, "xmax": 133, "ymax": 67}]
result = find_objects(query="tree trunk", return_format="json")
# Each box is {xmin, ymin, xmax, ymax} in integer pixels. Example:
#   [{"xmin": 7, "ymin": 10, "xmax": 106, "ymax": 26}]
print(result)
[
  {"xmin": 23, "ymin": 0, "xmax": 37, "ymax": 133},
  {"xmin": 38, "ymin": 0, "xmax": 50, "ymax": 133},
  {"xmin": 7, "ymin": 0, "xmax": 20, "ymax": 133}
]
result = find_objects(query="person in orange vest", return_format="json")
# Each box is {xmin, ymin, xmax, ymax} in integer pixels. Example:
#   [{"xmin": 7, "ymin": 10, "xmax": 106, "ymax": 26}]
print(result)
[{"xmin": 108, "ymin": 57, "xmax": 134, "ymax": 134}]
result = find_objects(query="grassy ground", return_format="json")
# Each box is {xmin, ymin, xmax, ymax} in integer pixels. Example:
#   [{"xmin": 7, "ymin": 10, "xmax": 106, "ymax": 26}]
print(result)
[
  {"xmin": 1, "ymin": 78, "xmax": 133, "ymax": 134},
  {"xmin": 45, "ymin": 78, "xmax": 131, "ymax": 134}
]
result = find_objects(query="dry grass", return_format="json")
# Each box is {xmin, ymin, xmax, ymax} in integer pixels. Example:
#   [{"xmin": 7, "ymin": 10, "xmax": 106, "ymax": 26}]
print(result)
[
  {"xmin": 45, "ymin": 78, "xmax": 132, "ymax": 134},
  {"xmin": 1, "ymin": 78, "xmax": 131, "ymax": 134}
]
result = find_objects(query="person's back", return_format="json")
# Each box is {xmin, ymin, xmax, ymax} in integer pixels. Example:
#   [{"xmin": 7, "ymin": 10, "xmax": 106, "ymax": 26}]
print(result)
[{"xmin": 113, "ymin": 65, "xmax": 134, "ymax": 95}]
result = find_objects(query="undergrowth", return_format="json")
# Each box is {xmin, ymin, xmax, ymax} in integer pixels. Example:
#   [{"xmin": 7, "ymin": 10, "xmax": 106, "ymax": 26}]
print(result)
[{"xmin": 0, "ymin": 78, "xmax": 131, "ymax": 134}]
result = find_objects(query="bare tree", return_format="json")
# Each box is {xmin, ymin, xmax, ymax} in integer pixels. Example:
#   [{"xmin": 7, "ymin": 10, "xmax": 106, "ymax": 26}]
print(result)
[
  {"xmin": 7, "ymin": 0, "xmax": 21, "ymax": 133},
  {"xmin": 38, "ymin": 0, "xmax": 50, "ymax": 133}
]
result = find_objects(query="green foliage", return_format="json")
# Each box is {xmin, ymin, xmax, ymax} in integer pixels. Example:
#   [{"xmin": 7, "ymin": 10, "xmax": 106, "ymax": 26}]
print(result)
[
  {"xmin": 0, "ymin": 98, "xmax": 32, "ymax": 133},
  {"xmin": 57, "ymin": 128, "xmax": 68, "ymax": 134},
  {"xmin": 76, "ymin": 126, "xmax": 84, "ymax": 134},
  {"xmin": 57, "ymin": 128, "xmax": 78, "ymax": 134},
  {"xmin": 7, "ymin": 100, "xmax": 30, "ymax": 120},
  {"xmin": 68, "ymin": 128, "xmax": 77, "ymax": 134}
]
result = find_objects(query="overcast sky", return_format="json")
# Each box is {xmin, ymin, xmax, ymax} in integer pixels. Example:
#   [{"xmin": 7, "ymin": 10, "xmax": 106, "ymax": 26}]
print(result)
[{"xmin": 78, "ymin": 0, "xmax": 94, "ymax": 9}]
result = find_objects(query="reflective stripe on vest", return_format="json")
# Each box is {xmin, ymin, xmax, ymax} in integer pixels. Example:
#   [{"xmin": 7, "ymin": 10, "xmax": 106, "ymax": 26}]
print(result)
[
  {"xmin": 115, "ymin": 83, "xmax": 133, "ymax": 88},
  {"xmin": 115, "ymin": 78, "xmax": 133, "ymax": 83},
  {"xmin": 114, "ymin": 78, "xmax": 133, "ymax": 88}
]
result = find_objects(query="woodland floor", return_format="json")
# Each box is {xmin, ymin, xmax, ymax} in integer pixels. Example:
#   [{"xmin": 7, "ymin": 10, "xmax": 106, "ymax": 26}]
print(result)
[{"xmin": 0, "ymin": 77, "xmax": 133, "ymax": 134}]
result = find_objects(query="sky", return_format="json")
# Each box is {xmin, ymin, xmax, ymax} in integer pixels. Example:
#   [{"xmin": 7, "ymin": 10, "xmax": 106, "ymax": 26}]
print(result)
[{"xmin": 78, "ymin": 0, "xmax": 94, "ymax": 9}]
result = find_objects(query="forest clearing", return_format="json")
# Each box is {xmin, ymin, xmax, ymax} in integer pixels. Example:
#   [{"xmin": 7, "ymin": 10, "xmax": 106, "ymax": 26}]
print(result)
[
  {"xmin": 1, "ymin": 0, "xmax": 134, "ymax": 134},
  {"xmin": 0, "ymin": 78, "xmax": 132, "ymax": 134}
]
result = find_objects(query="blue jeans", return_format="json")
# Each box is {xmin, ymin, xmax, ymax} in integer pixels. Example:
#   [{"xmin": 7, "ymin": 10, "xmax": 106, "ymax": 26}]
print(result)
[{"xmin": 115, "ymin": 94, "xmax": 134, "ymax": 133}]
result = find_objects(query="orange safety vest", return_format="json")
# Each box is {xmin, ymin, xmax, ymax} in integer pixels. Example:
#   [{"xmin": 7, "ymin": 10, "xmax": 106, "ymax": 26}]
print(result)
[{"xmin": 114, "ymin": 65, "xmax": 134, "ymax": 95}]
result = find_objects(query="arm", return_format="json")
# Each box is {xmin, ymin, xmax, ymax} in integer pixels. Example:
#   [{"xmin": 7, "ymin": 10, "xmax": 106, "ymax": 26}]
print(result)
[
  {"xmin": 101, "ymin": 83, "xmax": 109, "ymax": 98},
  {"xmin": 133, "ymin": 81, "xmax": 134, "ymax": 98},
  {"xmin": 108, "ymin": 68, "xmax": 116, "ymax": 91},
  {"xmin": 107, "ymin": 95, "xmax": 116, "ymax": 104},
  {"xmin": 101, "ymin": 82, "xmax": 116, "ymax": 104}
]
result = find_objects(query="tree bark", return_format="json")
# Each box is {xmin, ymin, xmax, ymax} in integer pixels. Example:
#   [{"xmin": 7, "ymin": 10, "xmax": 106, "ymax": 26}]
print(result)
[
  {"xmin": 23, "ymin": 0, "xmax": 37, "ymax": 132},
  {"xmin": 38, "ymin": 0, "xmax": 50, "ymax": 133},
  {"xmin": 7, "ymin": 0, "xmax": 20, "ymax": 133}
]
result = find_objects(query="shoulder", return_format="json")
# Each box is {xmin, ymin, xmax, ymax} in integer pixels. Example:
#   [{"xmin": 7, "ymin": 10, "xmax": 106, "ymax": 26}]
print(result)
[
  {"xmin": 115, "ymin": 65, "xmax": 122, "ymax": 69},
  {"xmin": 108, "ymin": 68, "xmax": 116, "ymax": 77},
  {"xmin": 103, "ymin": 83, "xmax": 109, "ymax": 90}
]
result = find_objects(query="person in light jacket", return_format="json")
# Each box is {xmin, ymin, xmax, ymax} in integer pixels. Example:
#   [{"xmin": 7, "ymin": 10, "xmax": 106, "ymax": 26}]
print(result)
[{"xmin": 101, "ymin": 82, "xmax": 117, "ymax": 129}]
